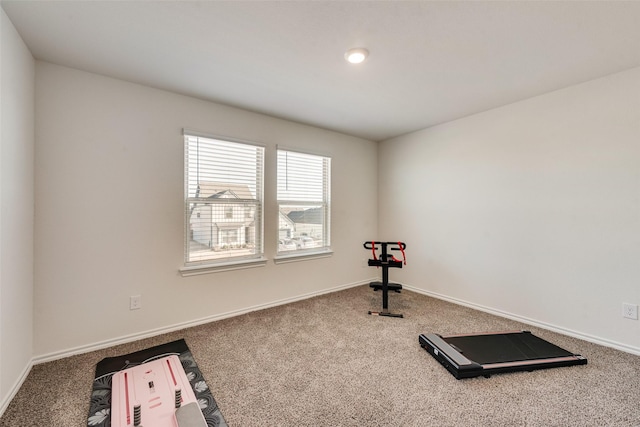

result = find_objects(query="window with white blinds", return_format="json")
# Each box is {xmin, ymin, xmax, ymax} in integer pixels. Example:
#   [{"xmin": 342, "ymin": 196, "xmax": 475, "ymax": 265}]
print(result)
[
  {"xmin": 277, "ymin": 149, "xmax": 331, "ymax": 255},
  {"xmin": 184, "ymin": 133, "xmax": 264, "ymax": 266}
]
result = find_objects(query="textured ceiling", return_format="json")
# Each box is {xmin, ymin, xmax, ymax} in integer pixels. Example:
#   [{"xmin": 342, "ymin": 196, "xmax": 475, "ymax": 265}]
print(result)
[{"xmin": 3, "ymin": 1, "xmax": 640, "ymax": 141}]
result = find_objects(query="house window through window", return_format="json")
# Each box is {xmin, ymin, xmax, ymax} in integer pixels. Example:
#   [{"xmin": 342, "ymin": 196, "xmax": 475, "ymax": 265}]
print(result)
[
  {"xmin": 184, "ymin": 133, "xmax": 264, "ymax": 265},
  {"xmin": 277, "ymin": 149, "xmax": 331, "ymax": 255}
]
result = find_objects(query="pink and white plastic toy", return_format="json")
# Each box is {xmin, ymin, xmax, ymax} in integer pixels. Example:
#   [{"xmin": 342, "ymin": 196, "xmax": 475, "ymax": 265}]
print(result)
[{"xmin": 111, "ymin": 355, "xmax": 206, "ymax": 427}]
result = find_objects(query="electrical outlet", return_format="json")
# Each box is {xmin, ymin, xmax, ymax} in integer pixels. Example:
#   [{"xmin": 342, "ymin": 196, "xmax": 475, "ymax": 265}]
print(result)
[
  {"xmin": 130, "ymin": 295, "xmax": 142, "ymax": 310},
  {"xmin": 622, "ymin": 303, "xmax": 638, "ymax": 320}
]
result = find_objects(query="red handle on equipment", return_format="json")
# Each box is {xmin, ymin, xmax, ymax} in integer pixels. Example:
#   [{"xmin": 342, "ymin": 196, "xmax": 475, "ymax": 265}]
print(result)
[{"xmin": 398, "ymin": 241, "xmax": 406, "ymax": 265}]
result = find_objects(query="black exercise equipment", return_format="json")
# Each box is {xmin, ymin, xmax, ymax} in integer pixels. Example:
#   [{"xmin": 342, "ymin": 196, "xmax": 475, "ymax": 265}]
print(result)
[
  {"xmin": 364, "ymin": 241, "xmax": 406, "ymax": 318},
  {"xmin": 419, "ymin": 330, "xmax": 587, "ymax": 379}
]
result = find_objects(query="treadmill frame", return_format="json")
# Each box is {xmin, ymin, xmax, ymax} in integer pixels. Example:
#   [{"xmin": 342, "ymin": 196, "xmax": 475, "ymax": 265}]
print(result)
[{"xmin": 419, "ymin": 330, "xmax": 587, "ymax": 379}]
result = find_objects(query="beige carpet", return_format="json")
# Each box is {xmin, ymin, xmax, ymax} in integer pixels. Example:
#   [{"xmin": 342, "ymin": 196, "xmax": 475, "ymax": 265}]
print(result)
[{"xmin": 1, "ymin": 285, "xmax": 639, "ymax": 426}]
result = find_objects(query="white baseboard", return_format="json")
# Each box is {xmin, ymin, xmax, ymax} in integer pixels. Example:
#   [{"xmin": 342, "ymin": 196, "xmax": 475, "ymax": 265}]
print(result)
[
  {"xmin": 33, "ymin": 278, "xmax": 374, "ymax": 365},
  {"xmin": 0, "ymin": 359, "xmax": 33, "ymax": 419},
  {"xmin": 403, "ymin": 284, "xmax": 640, "ymax": 356},
  {"xmin": 8, "ymin": 279, "xmax": 637, "ymax": 419}
]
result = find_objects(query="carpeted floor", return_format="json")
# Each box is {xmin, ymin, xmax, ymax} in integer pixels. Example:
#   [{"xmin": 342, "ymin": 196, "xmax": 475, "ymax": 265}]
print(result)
[{"xmin": 1, "ymin": 285, "xmax": 639, "ymax": 426}]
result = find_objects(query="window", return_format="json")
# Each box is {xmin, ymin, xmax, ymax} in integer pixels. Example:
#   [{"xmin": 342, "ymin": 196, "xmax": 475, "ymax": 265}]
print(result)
[
  {"xmin": 184, "ymin": 132, "xmax": 264, "ymax": 267},
  {"xmin": 277, "ymin": 149, "xmax": 331, "ymax": 256},
  {"xmin": 224, "ymin": 206, "xmax": 233, "ymax": 219}
]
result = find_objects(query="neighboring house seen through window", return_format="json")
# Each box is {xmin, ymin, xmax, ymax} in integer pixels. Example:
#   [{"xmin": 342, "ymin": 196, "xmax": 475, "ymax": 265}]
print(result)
[
  {"xmin": 277, "ymin": 149, "xmax": 331, "ymax": 255},
  {"xmin": 184, "ymin": 133, "xmax": 264, "ymax": 265}
]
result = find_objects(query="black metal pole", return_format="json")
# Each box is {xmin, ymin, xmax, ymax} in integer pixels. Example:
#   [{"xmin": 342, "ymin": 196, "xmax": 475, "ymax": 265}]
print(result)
[{"xmin": 381, "ymin": 243, "xmax": 389, "ymax": 311}]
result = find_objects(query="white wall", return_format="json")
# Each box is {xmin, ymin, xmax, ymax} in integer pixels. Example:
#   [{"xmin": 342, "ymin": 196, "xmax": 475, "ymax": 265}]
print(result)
[
  {"xmin": 0, "ymin": 8, "xmax": 35, "ymax": 410},
  {"xmin": 34, "ymin": 62, "xmax": 378, "ymax": 359},
  {"xmin": 379, "ymin": 67, "xmax": 640, "ymax": 353}
]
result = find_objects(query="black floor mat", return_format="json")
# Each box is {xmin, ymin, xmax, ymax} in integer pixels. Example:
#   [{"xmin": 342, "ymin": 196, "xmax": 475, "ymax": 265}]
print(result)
[{"xmin": 87, "ymin": 339, "xmax": 227, "ymax": 427}]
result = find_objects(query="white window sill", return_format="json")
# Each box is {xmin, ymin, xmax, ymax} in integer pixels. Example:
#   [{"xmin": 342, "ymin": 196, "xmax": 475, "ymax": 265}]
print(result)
[
  {"xmin": 273, "ymin": 249, "xmax": 333, "ymax": 264},
  {"xmin": 180, "ymin": 257, "xmax": 268, "ymax": 276}
]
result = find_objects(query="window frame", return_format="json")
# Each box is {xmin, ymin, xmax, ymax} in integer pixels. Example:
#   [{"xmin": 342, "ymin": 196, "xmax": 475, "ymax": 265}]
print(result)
[
  {"xmin": 180, "ymin": 130, "xmax": 267, "ymax": 275},
  {"xmin": 275, "ymin": 147, "xmax": 332, "ymax": 263}
]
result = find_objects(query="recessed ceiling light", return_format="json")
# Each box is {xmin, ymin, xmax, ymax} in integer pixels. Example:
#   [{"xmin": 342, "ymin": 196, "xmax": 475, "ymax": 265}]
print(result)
[{"xmin": 345, "ymin": 48, "xmax": 369, "ymax": 64}]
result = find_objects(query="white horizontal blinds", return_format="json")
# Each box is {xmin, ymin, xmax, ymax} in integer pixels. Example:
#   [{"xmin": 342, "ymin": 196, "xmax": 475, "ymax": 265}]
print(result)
[
  {"xmin": 185, "ymin": 134, "xmax": 264, "ymax": 264},
  {"xmin": 277, "ymin": 149, "xmax": 331, "ymax": 253},
  {"xmin": 278, "ymin": 151, "xmax": 325, "ymax": 201}
]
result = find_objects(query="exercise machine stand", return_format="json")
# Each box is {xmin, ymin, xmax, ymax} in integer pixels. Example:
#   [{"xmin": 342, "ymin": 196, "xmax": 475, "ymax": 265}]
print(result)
[{"xmin": 364, "ymin": 241, "xmax": 405, "ymax": 318}]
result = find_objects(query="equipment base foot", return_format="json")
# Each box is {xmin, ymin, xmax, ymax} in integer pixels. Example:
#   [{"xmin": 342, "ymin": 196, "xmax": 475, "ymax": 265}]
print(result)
[{"xmin": 368, "ymin": 311, "xmax": 403, "ymax": 318}]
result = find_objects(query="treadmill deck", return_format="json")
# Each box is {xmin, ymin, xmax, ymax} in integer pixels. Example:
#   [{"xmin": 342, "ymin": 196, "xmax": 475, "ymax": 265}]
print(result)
[{"xmin": 419, "ymin": 331, "xmax": 587, "ymax": 379}]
